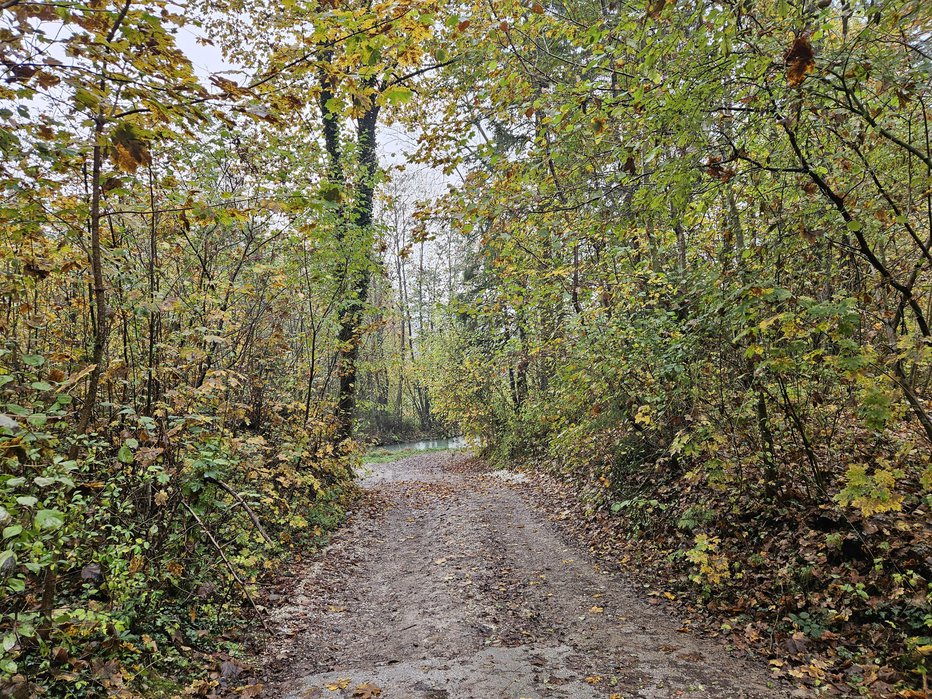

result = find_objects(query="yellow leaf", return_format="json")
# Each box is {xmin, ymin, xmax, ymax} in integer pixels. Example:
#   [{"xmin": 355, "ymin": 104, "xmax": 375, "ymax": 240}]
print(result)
[{"xmin": 634, "ymin": 404, "xmax": 652, "ymax": 426}]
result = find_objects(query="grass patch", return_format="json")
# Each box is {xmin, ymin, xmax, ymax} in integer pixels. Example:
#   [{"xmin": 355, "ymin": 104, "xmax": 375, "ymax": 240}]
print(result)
[{"xmin": 362, "ymin": 445, "xmax": 454, "ymax": 464}]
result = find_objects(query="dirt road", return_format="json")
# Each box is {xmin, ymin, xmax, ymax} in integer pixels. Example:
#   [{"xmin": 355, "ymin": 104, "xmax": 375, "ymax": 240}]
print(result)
[{"xmin": 260, "ymin": 453, "xmax": 789, "ymax": 698}]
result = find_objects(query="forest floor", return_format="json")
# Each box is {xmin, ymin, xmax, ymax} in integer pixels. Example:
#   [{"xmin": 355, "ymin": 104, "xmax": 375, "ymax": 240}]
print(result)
[{"xmin": 245, "ymin": 452, "xmax": 793, "ymax": 698}]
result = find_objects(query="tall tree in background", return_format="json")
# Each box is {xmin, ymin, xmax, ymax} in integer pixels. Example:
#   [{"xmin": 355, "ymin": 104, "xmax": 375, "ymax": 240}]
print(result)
[{"xmin": 203, "ymin": 0, "xmax": 450, "ymax": 444}]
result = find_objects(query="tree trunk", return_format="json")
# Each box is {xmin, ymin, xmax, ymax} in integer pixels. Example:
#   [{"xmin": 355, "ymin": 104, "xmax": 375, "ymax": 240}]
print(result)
[
  {"xmin": 76, "ymin": 122, "xmax": 109, "ymax": 438},
  {"xmin": 334, "ymin": 102, "xmax": 380, "ymax": 445}
]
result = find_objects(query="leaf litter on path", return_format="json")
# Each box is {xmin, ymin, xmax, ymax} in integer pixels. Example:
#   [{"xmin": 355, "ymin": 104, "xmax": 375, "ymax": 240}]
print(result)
[{"xmin": 250, "ymin": 453, "xmax": 792, "ymax": 698}]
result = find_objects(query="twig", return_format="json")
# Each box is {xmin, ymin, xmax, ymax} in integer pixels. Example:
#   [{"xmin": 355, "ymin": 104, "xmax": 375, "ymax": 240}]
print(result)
[
  {"xmin": 205, "ymin": 475, "xmax": 274, "ymax": 544},
  {"xmin": 181, "ymin": 502, "xmax": 271, "ymax": 633}
]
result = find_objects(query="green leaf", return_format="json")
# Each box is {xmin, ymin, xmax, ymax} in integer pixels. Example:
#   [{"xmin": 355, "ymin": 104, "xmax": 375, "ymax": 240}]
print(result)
[
  {"xmin": 34, "ymin": 509, "xmax": 64, "ymax": 530},
  {"xmin": 73, "ymin": 87, "xmax": 99, "ymax": 111},
  {"xmin": 26, "ymin": 414, "xmax": 47, "ymax": 427},
  {"xmin": 118, "ymin": 445, "xmax": 134, "ymax": 463},
  {"xmin": 2, "ymin": 525, "xmax": 22, "ymax": 539},
  {"xmin": 320, "ymin": 183, "xmax": 344, "ymax": 203},
  {"xmin": 383, "ymin": 86, "xmax": 413, "ymax": 106},
  {"xmin": 22, "ymin": 354, "xmax": 45, "ymax": 366},
  {"xmin": 15, "ymin": 496, "xmax": 37, "ymax": 507}
]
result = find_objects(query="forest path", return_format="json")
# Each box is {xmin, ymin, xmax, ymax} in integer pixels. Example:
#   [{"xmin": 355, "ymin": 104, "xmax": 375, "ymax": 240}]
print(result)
[{"xmin": 259, "ymin": 453, "xmax": 788, "ymax": 699}]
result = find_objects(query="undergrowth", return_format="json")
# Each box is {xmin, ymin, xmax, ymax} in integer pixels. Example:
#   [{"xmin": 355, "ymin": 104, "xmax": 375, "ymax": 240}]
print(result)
[
  {"xmin": 502, "ymin": 434, "xmax": 932, "ymax": 698},
  {"xmin": 0, "ymin": 352, "xmax": 356, "ymax": 697}
]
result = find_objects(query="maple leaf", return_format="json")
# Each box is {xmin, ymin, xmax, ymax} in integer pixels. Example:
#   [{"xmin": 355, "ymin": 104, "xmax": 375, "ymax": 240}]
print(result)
[{"xmin": 109, "ymin": 121, "xmax": 151, "ymax": 173}]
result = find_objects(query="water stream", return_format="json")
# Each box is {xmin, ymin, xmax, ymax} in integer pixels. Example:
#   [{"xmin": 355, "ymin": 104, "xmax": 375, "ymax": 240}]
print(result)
[{"xmin": 377, "ymin": 436, "xmax": 469, "ymax": 453}]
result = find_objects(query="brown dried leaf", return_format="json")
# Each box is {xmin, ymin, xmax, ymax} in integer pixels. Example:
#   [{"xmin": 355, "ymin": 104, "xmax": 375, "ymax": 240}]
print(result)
[
  {"xmin": 352, "ymin": 682, "xmax": 382, "ymax": 698},
  {"xmin": 785, "ymin": 34, "xmax": 815, "ymax": 86}
]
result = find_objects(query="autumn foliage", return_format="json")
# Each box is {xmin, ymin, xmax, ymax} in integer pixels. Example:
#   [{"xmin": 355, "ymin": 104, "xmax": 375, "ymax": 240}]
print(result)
[
  {"xmin": 408, "ymin": 0, "xmax": 932, "ymax": 695},
  {"xmin": 2, "ymin": 0, "xmax": 932, "ymax": 696}
]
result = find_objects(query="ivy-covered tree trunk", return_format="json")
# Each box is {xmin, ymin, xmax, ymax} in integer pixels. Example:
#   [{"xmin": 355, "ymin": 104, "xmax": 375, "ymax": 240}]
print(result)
[{"xmin": 334, "ymin": 102, "xmax": 380, "ymax": 445}]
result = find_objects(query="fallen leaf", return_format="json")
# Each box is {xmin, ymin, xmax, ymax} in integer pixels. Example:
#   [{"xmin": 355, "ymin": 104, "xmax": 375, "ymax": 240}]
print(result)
[
  {"xmin": 220, "ymin": 660, "xmax": 242, "ymax": 681},
  {"xmin": 352, "ymin": 682, "xmax": 381, "ymax": 698},
  {"xmin": 0, "ymin": 413, "xmax": 20, "ymax": 430}
]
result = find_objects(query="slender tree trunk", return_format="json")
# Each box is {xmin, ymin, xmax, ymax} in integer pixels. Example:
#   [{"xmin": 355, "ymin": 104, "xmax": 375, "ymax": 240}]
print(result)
[
  {"xmin": 145, "ymin": 163, "xmax": 159, "ymax": 415},
  {"xmin": 674, "ymin": 220, "xmax": 687, "ymax": 275},
  {"xmin": 395, "ymin": 302, "xmax": 405, "ymax": 419},
  {"xmin": 76, "ymin": 122, "xmax": 109, "ymax": 437}
]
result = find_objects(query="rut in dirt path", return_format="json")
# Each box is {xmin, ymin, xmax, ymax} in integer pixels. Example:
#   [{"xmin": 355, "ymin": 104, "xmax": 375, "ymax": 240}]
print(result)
[{"xmin": 260, "ymin": 453, "xmax": 791, "ymax": 699}]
